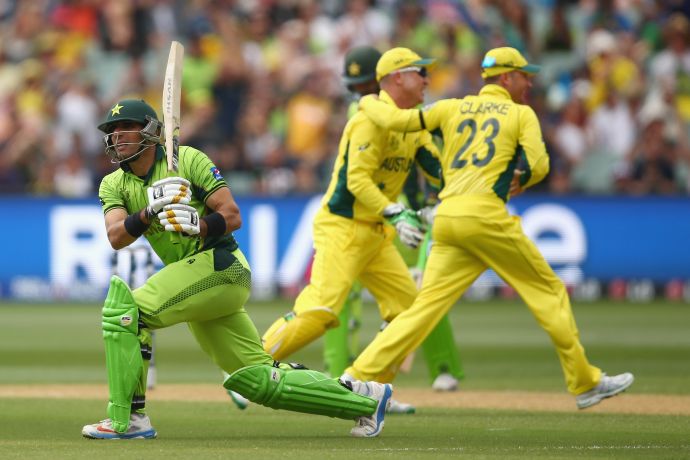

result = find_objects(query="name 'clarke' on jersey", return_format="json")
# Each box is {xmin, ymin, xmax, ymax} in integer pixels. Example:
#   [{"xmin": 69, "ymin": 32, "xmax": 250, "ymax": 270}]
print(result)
[
  {"xmin": 360, "ymin": 84, "xmax": 549, "ymax": 218},
  {"xmin": 321, "ymin": 91, "xmax": 441, "ymax": 223},
  {"xmin": 418, "ymin": 84, "xmax": 549, "ymax": 206}
]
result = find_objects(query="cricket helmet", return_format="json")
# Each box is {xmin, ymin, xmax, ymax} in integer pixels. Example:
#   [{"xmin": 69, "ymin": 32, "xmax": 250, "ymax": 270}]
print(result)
[
  {"xmin": 343, "ymin": 46, "xmax": 381, "ymax": 88},
  {"xmin": 99, "ymin": 99, "xmax": 162, "ymax": 164}
]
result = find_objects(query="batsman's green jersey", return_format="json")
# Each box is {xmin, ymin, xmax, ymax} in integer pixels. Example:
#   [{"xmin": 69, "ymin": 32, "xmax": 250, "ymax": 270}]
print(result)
[
  {"xmin": 351, "ymin": 85, "xmax": 602, "ymax": 395},
  {"xmin": 99, "ymin": 145, "xmax": 270, "ymax": 371},
  {"xmin": 99, "ymin": 145, "xmax": 237, "ymax": 265}
]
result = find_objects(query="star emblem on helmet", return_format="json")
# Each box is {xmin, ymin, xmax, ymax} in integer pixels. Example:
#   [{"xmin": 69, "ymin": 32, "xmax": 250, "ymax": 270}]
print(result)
[
  {"xmin": 110, "ymin": 103, "xmax": 124, "ymax": 116},
  {"xmin": 348, "ymin": 62, "xmax": 361, "ymax": 76}
]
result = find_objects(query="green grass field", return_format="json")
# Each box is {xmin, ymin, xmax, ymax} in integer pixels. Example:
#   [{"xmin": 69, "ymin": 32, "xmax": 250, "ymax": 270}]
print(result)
[{"xmin": 1, "ymin": 299, "xmax": 689, "ymax": 458}]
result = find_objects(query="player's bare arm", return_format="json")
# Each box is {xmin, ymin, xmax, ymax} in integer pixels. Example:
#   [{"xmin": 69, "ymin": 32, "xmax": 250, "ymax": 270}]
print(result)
[
  {"xmin": 104, "ymin": 207, "xmax": 141, "ymax": 250},
  {"xmin": 202, "ymin": 186, "xmax": 241, "ymax": 236}
]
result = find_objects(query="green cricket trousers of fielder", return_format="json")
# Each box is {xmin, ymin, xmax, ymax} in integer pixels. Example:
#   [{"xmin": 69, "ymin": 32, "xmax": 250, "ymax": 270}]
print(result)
[
  {"xmin": 102, "ymin": 245, "xmax": 377, "ymax": 433},
  {"xmin": 348, "ymin": 199, "xmax": 602, "ymax": 396}
]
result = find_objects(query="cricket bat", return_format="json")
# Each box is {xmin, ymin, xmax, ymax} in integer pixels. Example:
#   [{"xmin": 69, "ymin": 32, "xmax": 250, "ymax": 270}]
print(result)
[{"xmin": 162, "ymin": 41, "xmax": 184, "ymax": 172}]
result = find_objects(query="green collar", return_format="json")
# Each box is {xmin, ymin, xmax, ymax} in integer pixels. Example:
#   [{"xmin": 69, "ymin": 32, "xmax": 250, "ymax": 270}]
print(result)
[{"xmin": 120, "ymin": 146, "xmax": 164, "ymax": 184}]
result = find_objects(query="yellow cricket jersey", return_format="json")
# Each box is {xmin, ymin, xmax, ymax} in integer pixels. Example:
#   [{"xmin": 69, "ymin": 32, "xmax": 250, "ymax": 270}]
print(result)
[
  {"xmin": 321, "ymin": 91, "xmax": 441, "ymax": 223},
  {"xmin": 359, "ymin": 84, "xmax": 549, "ymax": 216}
]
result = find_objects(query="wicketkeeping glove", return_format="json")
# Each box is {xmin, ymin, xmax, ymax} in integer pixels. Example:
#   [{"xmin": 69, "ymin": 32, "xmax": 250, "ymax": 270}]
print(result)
[
  {"xmin": 146, "ymin": 177, "xmax": 192, "ymax": 215},
  {"xmin": 417, "ymin": 204, "xmax": 438, "ymax": 227},
  {"xmin": 383, "ymin": 203, "xmax": 425, "ymax": 248},
  {"xmin": 158, "ymin": 204, "xmax": 200, "ymax": 235}
]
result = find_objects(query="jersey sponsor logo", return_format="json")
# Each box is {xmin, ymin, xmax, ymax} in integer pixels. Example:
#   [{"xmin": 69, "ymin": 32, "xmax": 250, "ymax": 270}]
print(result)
[
  {"xmin": 120, "ymin": 315, "xmax": 133, "ymax": 327},
  {"xmin": 380, "ymin": 156, "xmax": 414, "ymax": 173},
  {"xmin": 210, "ymin": 166, "xmax": 223, "ymax": 180},
  {"xmin": 358, "ymin": 142, "xmax": 370, "ymax": 151}
]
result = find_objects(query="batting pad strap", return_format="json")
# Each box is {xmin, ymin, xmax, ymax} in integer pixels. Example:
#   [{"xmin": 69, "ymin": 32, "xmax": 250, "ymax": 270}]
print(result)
[
  {"xmin": 262, "ymin": 307, "xmax": 339, "ymax": 360},
  {"xmin": 102, "ymin": 275, "xmax": 144, "ymax": 433},
  {"xmin": 223, "ymin": 364, "xmax": 376, "ymax": 420}
]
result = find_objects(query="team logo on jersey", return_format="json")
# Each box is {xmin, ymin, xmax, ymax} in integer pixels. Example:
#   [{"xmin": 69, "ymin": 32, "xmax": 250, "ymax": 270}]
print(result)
[
  {"xmin": 358, "ymin": 142, "xmax": 370, "ymax": 151},
  {"xmin": 210, "ymin": 166, "xmax": 223, "ymax": 180},
  {"xmin": 120, "ymin": 315, "xmax": 133, "ymax": 327}
]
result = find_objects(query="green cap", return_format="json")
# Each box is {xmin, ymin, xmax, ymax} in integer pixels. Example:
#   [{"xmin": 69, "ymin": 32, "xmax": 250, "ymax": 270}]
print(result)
[
  {"xmin": 343, "ymin": 46, "xmax": 381, "ymax": 86},
  {"xmin": 98, "ymin": 99, "xmax": 159, "ymax": 133}
]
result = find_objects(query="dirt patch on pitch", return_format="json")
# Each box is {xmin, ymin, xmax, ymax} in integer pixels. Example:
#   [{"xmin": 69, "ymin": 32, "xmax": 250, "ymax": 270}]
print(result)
[{"xmin": 1, "ymin": 384, "xmax": 689, "ymax": 415}]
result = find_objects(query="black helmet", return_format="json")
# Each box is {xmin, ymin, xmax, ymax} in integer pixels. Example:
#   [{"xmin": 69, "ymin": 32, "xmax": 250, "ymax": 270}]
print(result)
[{"xmin": 342, "ymin": 46, "xmax": 381, "ymax": 87}]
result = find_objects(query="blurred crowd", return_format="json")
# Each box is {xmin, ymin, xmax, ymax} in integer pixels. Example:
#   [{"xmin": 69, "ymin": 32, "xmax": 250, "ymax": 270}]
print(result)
[{"xmin": 0, "ymin": 0, "xmax": 689, "ymax": 197}]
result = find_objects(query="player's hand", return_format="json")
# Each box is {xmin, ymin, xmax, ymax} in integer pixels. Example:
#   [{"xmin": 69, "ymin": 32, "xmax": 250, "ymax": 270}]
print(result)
[
  {"xmin": 158, "ymin": 204, "xmax": 200, "ymax": 235},
  {"xmin": 509, "ymin": 169, "xmax": 525, "ymax": 197},
  {"xmin": 417, "ymin": 204, "xmax": 438, "ymax": 227},
  {"xmin": 383, "ymin": 203, "xmax": 425, "ymax": 248},
  {"xmin": 146, "ymin": 177, "xmax": 191, "ymax": 214}
]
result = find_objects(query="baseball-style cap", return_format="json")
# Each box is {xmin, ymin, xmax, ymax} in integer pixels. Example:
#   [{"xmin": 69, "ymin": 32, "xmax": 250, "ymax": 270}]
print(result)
[
  {"xmin": 376, "ymin": 47, "xmax": 436, "ymax": 82},
  {"xmin": 343, "ymin": 46, "xmax": 382, "ymax": 86},
  {"xmin": 480, "ymin": 47, "xmax": 541, "ymax": 79}
]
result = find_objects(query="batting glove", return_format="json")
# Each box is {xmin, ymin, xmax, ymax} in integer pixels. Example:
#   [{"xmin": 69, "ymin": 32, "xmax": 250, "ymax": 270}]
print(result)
[
  {"xmin": 146, "ymin": 177, "xmax": 192, "ymax": 215},
  {"xmin": 383, "ymin": 203, "xmax": 425, "ymax": 248},
  {"xmin": 158, "ymin": 203, "xmax": 200, "ymax": 235}
]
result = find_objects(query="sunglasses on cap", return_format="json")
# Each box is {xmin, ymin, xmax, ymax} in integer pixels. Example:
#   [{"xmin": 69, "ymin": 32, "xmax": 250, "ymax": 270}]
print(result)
[{"xmin": 391, "ymin": 66, "xmax": 428, "ymax": 78}]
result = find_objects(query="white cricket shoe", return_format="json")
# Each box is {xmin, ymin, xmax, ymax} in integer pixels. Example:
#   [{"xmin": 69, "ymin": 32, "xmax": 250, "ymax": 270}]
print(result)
[
  {"xmin": 386, "ymin": 398, "xmax": 415, "ymax": 414},
  {"xmin": 82, "ymin": 413, "xmax": 157, "ymax": 439},
  {"xmin": 431, "ymin": 373, "xmax": 459, "ymax": 392},
  {"xmin": 349, "ymin": 381, "xmax": 393, "ymax": 437},
  {"xmin": 228, "ymin": 389, "xmax": 250, "ymax": 410},
  {"xmin": 576, "ymin": 372, "xmax": 634, "ymax": 409}
]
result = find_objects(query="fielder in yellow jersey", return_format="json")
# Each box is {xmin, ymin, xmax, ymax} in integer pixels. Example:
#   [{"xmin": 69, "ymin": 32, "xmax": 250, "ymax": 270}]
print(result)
[
  {"xmin": 263, "ymin": 48, "xmax": 441, "ymax": 384},
  {"xmin": 348, "ymin": 47, "xmax": 634, "ymax": 409}
]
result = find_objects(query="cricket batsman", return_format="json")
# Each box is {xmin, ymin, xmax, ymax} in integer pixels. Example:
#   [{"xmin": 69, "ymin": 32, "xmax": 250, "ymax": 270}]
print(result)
[
  {"xmin": 344, "ymin": 47, "xmax": 634, "ymax": 409},
  {"xmin": 82, "ymin": 99, "xmax": 393, "ymax": 439}
]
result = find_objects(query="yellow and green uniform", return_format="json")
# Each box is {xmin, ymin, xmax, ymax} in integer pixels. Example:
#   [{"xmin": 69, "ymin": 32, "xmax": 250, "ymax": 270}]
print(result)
[
  {"xmin": 325, "ymin": 98, "xmax": 463, "ymax": 383},
  {"xmin": 347, "ymin": 85, "xmax": 602, "ymax": 395},
  {"xmin": 263, "ymin": 91, "xmax": 441, "ymax": 381}
]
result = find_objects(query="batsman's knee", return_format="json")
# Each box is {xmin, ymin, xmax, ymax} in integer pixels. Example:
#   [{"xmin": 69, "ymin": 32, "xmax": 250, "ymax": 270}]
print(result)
[{"xmin": 262, "ymin": 307, "xmax": 339, "ymax": 360}]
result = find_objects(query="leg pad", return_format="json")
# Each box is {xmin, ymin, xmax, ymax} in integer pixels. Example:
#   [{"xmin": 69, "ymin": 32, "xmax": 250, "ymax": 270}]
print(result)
[
  {"xmin": 223, "ymin": 363, "xmax": 376, "ymax": 420},
  {"xmin": 102, "ymin": 275, "xmax": 144, "ymax": 433}
]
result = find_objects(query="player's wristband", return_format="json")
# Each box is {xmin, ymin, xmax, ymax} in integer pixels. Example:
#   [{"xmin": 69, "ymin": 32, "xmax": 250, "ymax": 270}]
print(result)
[
  {"xmin": 124, "ymin": 210, "xmax": 150, "ymax": 237},
  {"xmin": 202, "ymin": 212, "xmax": 226, "ymax": 237}
]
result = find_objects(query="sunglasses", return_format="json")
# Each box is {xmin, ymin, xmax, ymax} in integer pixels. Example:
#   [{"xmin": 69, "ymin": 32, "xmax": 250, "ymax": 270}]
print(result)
[{"xmin": 392, "ymin": 66, "xmax": 428, "ymax": 78}]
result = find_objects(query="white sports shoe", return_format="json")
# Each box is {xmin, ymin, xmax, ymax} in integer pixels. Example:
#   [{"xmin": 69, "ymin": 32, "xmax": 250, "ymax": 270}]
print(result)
[
  {"xmin": 431, "ymin": 373, "xmax": 459, "ymax": 392},
  {"xmin": 82, "ymin": 413, "xmax": 157, "ymax": 439},
  {"xmin": 349, "ymin": 381, "xmax": 393, "ymax": 437},
  {"xmin": 386, "ymin": 398, "xmax": 415, "ymax": 414},
  {"xmin": 576, "ymin": 372, "xmax": 634, "ymax": 409},
  {"xmin": 228, "ymin": 389, "xmax": 250, "ymax": 410}
]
